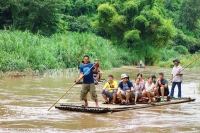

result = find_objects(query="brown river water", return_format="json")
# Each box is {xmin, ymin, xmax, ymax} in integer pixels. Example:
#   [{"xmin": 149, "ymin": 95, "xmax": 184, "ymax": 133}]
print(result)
[{"xmin": 0, "ymin": 66, "xmax": 200, "ymax": 133}]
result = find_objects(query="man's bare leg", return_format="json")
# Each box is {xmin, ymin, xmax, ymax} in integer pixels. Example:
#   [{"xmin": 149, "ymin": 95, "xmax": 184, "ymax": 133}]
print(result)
[
  {"xmin": 84, "ymin": 99, "xmax": 88, "ymax": 106},
  {"xmin": 135, "ymin": 93, "xmax": 138, "ymax": 104},
  {"xmin": 161, "ymin": 87, "xmax": 164, "ymax": 99},
  {"xmin": 102, "ymin": 94, "xmax": 108, "ymax": 102},
  {"xmin": 117, "ymin": 92, "xmax": 123, "ymax": 102},
  {"xmin": 94, "ymin": 99, "xmax": 98, "ymax": 107},
  {"xmin": 154, "ymin": 88, "xmax": 160, "ymax": 97},
  {"xmin": 113, "ymin": 94, "xmax": 117, "ymax": 103},
  {"xmin": 126, "ymin": 92, "xmax": 130, "ymax": 103}
]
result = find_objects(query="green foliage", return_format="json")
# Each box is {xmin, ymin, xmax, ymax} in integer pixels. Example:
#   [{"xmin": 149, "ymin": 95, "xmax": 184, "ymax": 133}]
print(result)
[
  {"xmin": 93, "ymin": 3, "xmax": 126, "ymax": 40},
  {"xmin": 0, "ymin": 0, "xmax": 199, "ymax": 71},
  {"xmin": 124, "ymin": 30, "xmax": 141, "ymax": 45},
  {"xmin": 93, "ymin": 0, "xmax": 174, "ymax": 65},
  {"xmin": 66, "ymin": 15, "xmax": 91, "ymax": 32},
  {"xmin": 0, "ymin": 30, "xmax": 126, "ymax": 72},
  {"xmin": 0, "ymin": 0, "xmax": 64, "ymax": 36},
  {"xmin": 158, "ymin": 45, "xmax": 200, "ymax": 68},
  {"xmin": 178, "ymin": 0, "xmax": 200, "ymax": 32},
  {"xmin": 172, "ymin": 29, "xmax": 200, "ymax": 53}
]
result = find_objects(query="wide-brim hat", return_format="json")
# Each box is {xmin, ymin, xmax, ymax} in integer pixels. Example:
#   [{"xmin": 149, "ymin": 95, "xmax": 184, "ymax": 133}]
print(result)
[
  {"xmin": 173, "ymin": 58, "xmax": 180, "ymax": 63},
  {"xmin": 121, "ymin": 73, "xmax": 128, "ymax": 79}
]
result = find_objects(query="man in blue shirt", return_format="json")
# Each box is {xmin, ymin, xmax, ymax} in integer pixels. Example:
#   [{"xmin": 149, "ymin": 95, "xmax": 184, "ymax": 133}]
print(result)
[
  {"xmin": 77, "ymin": 55, "xmax": 99, "ymax": 107},
  {"xmin": 117, "ymin": 74, "xmax": 134, "ymax": 105}
]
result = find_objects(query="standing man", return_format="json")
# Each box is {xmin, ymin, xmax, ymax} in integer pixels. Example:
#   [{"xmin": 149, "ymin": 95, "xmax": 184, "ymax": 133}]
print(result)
[
  {"xmin": 77, "ymin": 55, "xmax": 99, "ymax": 107},
  {"xmin": 154, "ymin": 73, "xmax": 169, "ymax": 102},
  {"xmin": 170, "ymin": 58, "xmax": 183, "ymax": 98}
]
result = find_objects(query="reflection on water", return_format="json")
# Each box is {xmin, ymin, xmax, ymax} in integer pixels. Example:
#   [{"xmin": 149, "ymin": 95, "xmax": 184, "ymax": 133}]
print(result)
[{"xmin": 0, "ymin": 66, "xmax": 200, "ymax": 133}]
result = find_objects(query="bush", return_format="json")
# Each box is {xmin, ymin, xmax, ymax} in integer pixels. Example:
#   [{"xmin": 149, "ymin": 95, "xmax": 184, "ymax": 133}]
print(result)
[{"xmin": 0, "ymin": 30, "xmax": 127, "ymax": 72}]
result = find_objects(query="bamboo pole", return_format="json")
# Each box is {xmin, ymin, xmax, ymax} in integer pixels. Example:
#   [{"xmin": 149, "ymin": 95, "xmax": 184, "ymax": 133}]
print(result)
[
  {"xmin": 47, "ymin": 64, "xmax": 95, "ymax": 111},
  {"xmin": 170, "ymin": 56, "xmax": 200, "ymax": 81}
]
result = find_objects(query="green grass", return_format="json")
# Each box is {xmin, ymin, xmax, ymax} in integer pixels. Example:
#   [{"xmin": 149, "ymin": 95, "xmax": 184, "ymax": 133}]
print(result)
[
  {"xmin": 157, "ymin": 45, "xmax": 200, "ymax": 68},
  {"xmin": 0, "ymin": 30, "xmax": 131, "ymax": 73}
]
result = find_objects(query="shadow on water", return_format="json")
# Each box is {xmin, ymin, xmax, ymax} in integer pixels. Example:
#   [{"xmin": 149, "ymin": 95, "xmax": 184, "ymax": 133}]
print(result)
[{"xmin": 0, "ymin": 66, "xmax": 200, "ymax": 133}]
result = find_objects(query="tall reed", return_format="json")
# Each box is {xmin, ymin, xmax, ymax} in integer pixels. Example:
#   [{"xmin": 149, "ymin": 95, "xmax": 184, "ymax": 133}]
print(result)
[{"xmin": 0, "ymin": 30, "xmax": 128, "ymax": 72}]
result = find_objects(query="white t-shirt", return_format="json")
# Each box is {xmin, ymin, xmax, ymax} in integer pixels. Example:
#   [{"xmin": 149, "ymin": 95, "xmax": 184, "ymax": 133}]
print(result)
[
  {"xmin": 144, "ymin": 82, "xmax": 155, "ymax": 92},
  {"xmin": 171, "ymin": 65, "xmax": 183, "ymax": 82}
]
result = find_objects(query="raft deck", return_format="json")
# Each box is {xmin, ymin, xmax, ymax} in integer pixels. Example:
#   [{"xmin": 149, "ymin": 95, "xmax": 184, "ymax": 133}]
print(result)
[{"xmin": 55, "ymin": 97, "xmax": 196, "ymax": 114}]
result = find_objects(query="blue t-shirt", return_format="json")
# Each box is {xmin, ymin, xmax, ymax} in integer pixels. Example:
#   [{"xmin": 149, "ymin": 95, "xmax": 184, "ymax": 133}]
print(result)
[
  {"xmin": 80, "ymin": 63, "xmax": 95, "ymax": 84},
  {"xmin": 118, "ymin": 81, "xmax": 133, "ymax": 92}
]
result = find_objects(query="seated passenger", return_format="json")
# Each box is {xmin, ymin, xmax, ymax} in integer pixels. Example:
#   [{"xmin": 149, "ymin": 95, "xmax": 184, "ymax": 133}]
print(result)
[
  {"xmin": 137, "ymin": 73, "xmax": 145, "ymax": 90},
  {"xmin": 131, "ymin": 78, "xmax": 143, "ymax": 105},
  {"xmin": 154, "ymin": 73, "xmax": 169, "ymax": 102},
  {"xmin": 101, "ymin": 75, "xmax": 118, "ymax": 104},
  {"xmin": 93, "ymin": 59, "xmax": 102, "ymax": 82},
  {"xmin": 117, "ymin": 74, "xmax": 134, "ymax": 105},
  {"xmin": 143, "ymin": 77, "xmax": 155, "ymax": 103}
]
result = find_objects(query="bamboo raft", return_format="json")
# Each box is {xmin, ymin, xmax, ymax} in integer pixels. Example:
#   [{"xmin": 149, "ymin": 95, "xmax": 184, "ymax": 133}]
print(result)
[
  {"xmin": 137, "ymin": 66, "xmax": 145, "ymax": 68},
  {"xmin": 55, "ymin": 97, "xmax": 195, "ymax": 113}
]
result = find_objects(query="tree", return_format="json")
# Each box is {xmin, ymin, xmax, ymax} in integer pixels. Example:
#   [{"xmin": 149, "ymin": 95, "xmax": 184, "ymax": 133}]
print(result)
[
  {"xmin": 93, "ymin": 0, "xmax": 174, "ymax": 64},
  {"xmin": 0, "ymin": 0, "xmax": 64, "ymax": 36},
  {"xmin": 179, "ymin": 0, "xmax": 200, "ymax": 31}
]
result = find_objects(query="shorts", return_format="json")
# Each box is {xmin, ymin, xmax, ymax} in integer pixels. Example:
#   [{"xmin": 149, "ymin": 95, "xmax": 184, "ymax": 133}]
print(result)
[
  {"xmin": 101, "ymin": 90, "xmax": 117, "ymax": 99},
  {"xmin": 158, "ymin": 87, "xmax": 169, "ymax": 96},
  {"xmin": 143, "ymin": 91, "xmax": 154, "ymax": 97},
  {"xmin": 120, "ymin": 91, "xmax": 130, "ymax": 99},
  {"xmin": 80, "ymin": 83, "xmax": 97, "ymax": 101},
  {"xmin": 131, "ymin": 92, "xmax": 143, "ymax": 98}
]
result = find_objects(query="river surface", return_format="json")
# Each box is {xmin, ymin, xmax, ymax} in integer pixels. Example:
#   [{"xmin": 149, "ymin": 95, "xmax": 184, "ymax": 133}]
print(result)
[{"xmin": 0, "ymin": 66, "xmax": 200, "ymax": 133}]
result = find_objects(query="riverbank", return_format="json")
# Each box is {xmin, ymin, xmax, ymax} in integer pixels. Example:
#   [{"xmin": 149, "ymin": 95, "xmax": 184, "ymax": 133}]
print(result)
[
  {"xmin": 0, "ymin": 68, "xmax": 79, "ymax": 78},
  {"xmin": 1, "ymin": 30, "xmax": 200, "ymax": 74}
]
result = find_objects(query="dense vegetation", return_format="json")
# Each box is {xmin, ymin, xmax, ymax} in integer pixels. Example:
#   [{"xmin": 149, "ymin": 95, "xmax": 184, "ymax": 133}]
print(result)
[{"xmin": 0, "ymin": 0, "xmax": 200, "ymax": 72}]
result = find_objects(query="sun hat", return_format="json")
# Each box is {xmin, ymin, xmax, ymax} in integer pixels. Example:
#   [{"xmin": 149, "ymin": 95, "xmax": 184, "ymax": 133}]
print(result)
[
  {"xmin": 173, "ymin": 58, "xmax": 180, "ymax": 63},
  {"xmin": 94, "ymin": 59, "xmax": 98, "ymax": 61},
  {"xmin": 121, "ymin": 73, "xmax": 128, "ymax": 79}
]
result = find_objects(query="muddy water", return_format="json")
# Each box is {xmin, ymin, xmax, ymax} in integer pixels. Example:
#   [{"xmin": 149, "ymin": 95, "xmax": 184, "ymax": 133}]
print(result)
[{"xmin": 0, "ymin": 66, "xmax": 200, "ymax": 133}]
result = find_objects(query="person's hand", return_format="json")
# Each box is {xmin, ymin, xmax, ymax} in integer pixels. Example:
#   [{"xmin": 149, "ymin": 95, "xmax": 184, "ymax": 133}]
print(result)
[
  {"xmin": 95, "ymin": 62, "xmax": 99, "ymax": 67},
  {"xmin": 175, "ymin": 73, "xmax": 179, "ymax": 76},
  {"xmin": 126, "ymin": 90, "xmax": 130, "ymax": 93},
  {"xmin": 77, "ymin": 78, "xmax": 81, "ymax": 82}
]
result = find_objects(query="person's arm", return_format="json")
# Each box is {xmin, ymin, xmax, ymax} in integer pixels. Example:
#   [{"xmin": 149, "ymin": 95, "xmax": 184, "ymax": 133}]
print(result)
[
  {"xmin": 102, "ymin": 83, "xmax": 108, "ymax": 90},
  {"xmin": 155, "ymin": 80, "xmax": 159, "ymax": 88},
  {"xmin": 92, "ymin": 63, "xmax": 99, "ymax": 72},
  {"xmin": 150, "ymin": 84, "xmax": 155, "ymax": 91},
  {"xmin": 131, "ymin": 87, "xmax": 134, "ymax": 92},
  {"xmin": 77, "ymin": 73, "xmax": 84, "ymax": 82},
  {"xmin": 77, "ymin": 66, "xmax": 84, "ymax": 81},
  {"xmin": 118, "ymin": 87, "xmax": 122, "ymax": 91},
  {"xmin": 139, "ymin": 87, "xmax": 143, "ymax": 94},
  {"xmin": 110, "ymin": 81, "xmax": 118, "ymax": 90},
  {"xmin": 163, "ymin": 80, "xmax": 168, "ymax": 89},
  {"xmin": 176, "ymin": 66, "xmax": 183, "ymax": 76}
]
